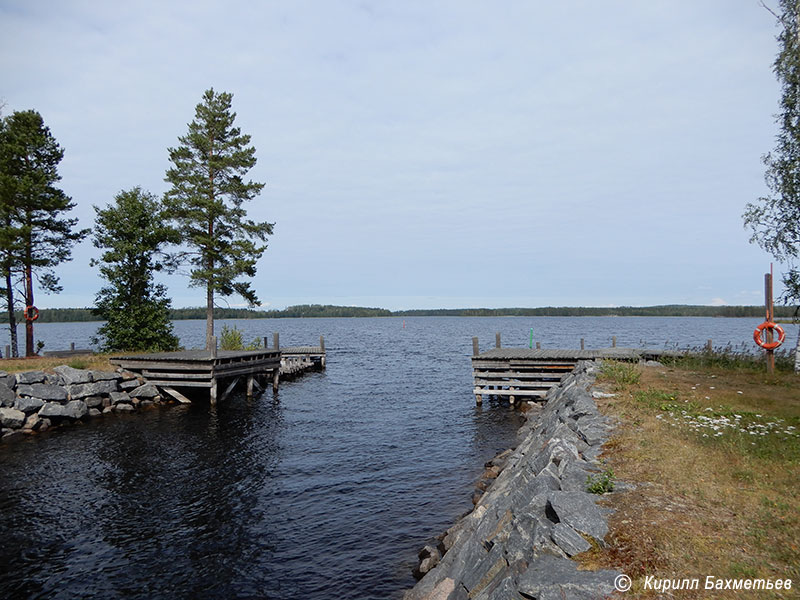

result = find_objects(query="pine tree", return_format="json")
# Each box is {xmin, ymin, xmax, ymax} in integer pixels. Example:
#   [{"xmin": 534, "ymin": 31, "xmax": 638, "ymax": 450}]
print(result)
[
  {"xmin": 92, "ymin": 187, "xmax": 181, "ymax": 352},
  {"xmin": 0, "ymin": 110, "xmax": 88, "ymax": 356},
  {"xmin": 164, "ymin": 88, "xmax": 273, "ymax": 350}
]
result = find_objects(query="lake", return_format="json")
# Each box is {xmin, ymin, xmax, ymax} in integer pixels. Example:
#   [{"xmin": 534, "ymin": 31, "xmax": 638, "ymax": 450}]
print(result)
[{"xmin": 0, "ymin": 317, "xmax": 794, "ymax": 599}]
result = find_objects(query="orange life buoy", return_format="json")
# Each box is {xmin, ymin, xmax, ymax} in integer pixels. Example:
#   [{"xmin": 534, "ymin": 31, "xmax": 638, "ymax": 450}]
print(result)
[
  {"xmin": 24, "ymin": 305, "xmax": 39, "ymax": 322},
  {"xmin": 753, "ymin": 321, "xmax": 785, "ymax": 350}
]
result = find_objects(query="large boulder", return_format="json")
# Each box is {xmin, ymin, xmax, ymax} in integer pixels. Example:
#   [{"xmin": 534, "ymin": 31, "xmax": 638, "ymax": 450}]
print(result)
[
  {"xmin": 68, "ymin": 380, "xmax": 119, "ymax": 399},
  {"xmin": 15, "ymin": 371, "xmax": 46, "ymax": 385},
  {"xmin": 14, "ymin": 397, "xmax": 45, "ymax": 414},
  {"xmin": 63, "ymin": 400, "xmax": 88, "ymax": 420},
  {"xmin": 109, "ymin": 391, "xmax": 132, "ymax": 405},
  {"xmin": 517, "ymin": 555, "xmax": 618, "ymax": 600},
  {"xmin": 90, "ymin": 370, "xmax": 122, "ymax": 382},
  {"xmin": 16, "ymin": 383, "xmax": 67, "ymax": 403},
  {"xmin": 0, "ymin": 383, "xmax": 15, "ymax": 407},
  {"xmin": 38, "ymin": 402, "xmax": 71, "ymax": 419},
  {"xmin": 547, "ymin": 491, "xmax": 608, "ymax": 542},
  {"xmin": 0, "ymin": 372, "xmax": 15, "ymax": 390},
  {"xmin": 52, "ymin": 365, "xmax": 92, "ymax": 385},
  {"xmin": 0, "ymin": 407, "xmax": 26, "ymax": 429},
  {"xmin": 129, "ymin": 383, "xmax": 159, "ymax": 399}
]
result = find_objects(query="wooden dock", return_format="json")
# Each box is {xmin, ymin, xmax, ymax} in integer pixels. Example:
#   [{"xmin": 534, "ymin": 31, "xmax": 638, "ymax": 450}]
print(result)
[
  {"xmin": 471, "ymin": 334, "xmax": 673, "ymax": 405},
  {"xmin": 111, "ymin": 336, "xmax": 326, "ymax": 405}
]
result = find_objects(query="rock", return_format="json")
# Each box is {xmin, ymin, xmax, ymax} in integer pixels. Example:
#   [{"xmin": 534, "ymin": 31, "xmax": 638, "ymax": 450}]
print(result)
[
  {"xmin": 14, "ymin": 397, "xmax": 45, "ymax": 414},
  {"xmin": 15, "ymin": 371, "xmax": 46, "ymax": 385},
  {"xmin": 102, "ymin": 406, "xmax": 113, "ymax": 414},
  {"xmin": 114, "ymin": 403, "xmax": 135, "ymax": 413},
  {"xmin": 547, "ymin": 491, "xmax": 608, "ymax": 542},
  {"xmin": 0, "ymin": 407, "xmax": 26, "ymax": 429},
  {"xmin": 551, "ymin": 523, "xmax": 592, "ymax": 557},
  {"xmin": 0, "ymin": 374, "xmax": 14, "ymax": 390},
  {"xmin": 84, "ymin": 396, "xmax": 104, "ymax": 409},
  {"xmin": 119, "ymin": 379, "xmax": 140, "ymax": 391},
  {"xmin": 129, "ymin": 383, "xmax": 159, "ymax": 399},
  {"xmin": 38, "ymin": 402, "xmax": 71, "ymax": 419},
  {"xmin": 517, "ymin": 555, "xmax": 619, "ymax": 600},
  {"xmin": 119, "ymin": 370, "xmax": 137, "ymax": 381},
  {"xmin": 88, "ymin": 408, "xmax": 102, "ymax": 418},
  {"xmin": 64, "ymin": 400, "xmax": 88, "ymax": 420},
  {"xmin": 53, "ymin": 365, "xmax": 92, "ymax": 385},
  {"xmin": 23, "ymin": 413, "xmax": 44, "ymax": 431},
  {"xmin": 591, "ymin": 391, "xmax": 615, "ymax": 399},
  {"xmin": 414, "ymin": 545, "xmax": 441, "ymax": 579},
  {"xmin": 39, "ymin": 418, "xmax": 51, "ymax": 432},
  {"xmin": 68, "ymin": 380, "xmax": 119, "ymax": 399},
  {"xmin": 0, "ymin": 383, "xmax": 16, "ymax": 407},
  {"xmin": 16, "ymin": 383, "xmax": 68, "ymax": 403},
  {"xmin": 90, "ymin": 370, "xmax": 122, "ymax": 382},
  {"xmin": 45, "ymin": 373, "xmax": 65, "ymax": 386},
  {"xmin": 109, "ymin": 391, "xmax": 132, "ymax": 405}
]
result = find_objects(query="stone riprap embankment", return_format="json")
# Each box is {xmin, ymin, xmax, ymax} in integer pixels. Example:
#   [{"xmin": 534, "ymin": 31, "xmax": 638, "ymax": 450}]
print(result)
[
  {"xmin": 0, "ymin": 366, "xmax": 164, "ymax": 442},
  {"xmin": 405, "ymin": 361, "xmax": 621, "ymax": 600}
]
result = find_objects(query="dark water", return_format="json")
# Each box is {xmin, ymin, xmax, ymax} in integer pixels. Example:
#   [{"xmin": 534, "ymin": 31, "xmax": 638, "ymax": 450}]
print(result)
[{"xmin": 0, "ymin": 317, "xmax": 795, "ymax": 599}]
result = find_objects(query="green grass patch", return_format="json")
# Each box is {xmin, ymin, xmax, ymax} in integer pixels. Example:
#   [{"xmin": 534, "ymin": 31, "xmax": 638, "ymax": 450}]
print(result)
[{"xmin": 599, "ymin": 361, "xmax": 641, "ymax": 388}]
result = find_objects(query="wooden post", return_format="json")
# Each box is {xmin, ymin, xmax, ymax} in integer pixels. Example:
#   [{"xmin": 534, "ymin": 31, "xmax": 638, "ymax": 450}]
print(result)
[
  {"xmin": 320, "ymin": 335, "xmax": 325, "ymax": 352},
  {"xmin": 264, "ymin": 336, "xmax": 269, "ymax": 349},
  {"xmin": 581, "ymin": 338, "xmax": 585, "ymax": 350},
  {"xmin": 612, "ymin": 336, "xmax": 617, "ymax": 348},
  {"xmin": 496, "ymin": 332, "xmax": 501, "ymax": 348},
  {"xmin": 536, "ymin": 342, "xmax": 541, "ymax": 350},
  {"xmin": 210, "ymin": 336, "xmax": 217, "ymax": 358},
  {"xmin": 247, "ymin": 376, "xmax": 254, "ymax": 399},
  {"xmin": 272, "ymin": 369, "xmax": 280, "ymax": 392},
  {"xmin": 273, "ymin": 332, "xmax": 280, "ymax": 351},
  {"xmin": 70, "ymin": 342, "xmax": 75, "ymax": 351},
  {"xmin": 766, "ymin": 272, "xmax": 775, "ymax": 375},
  {"xmin": 706, "ymin": 339, "xmax": 713, "ymax": 353},
  {"xmin": 472, "ymin": 337, "xmax": 479, "ymax": 356},
  {"xmin": 4, "ymin": 345, "xmax": 9, "ymax": 359},
  {"xmin": 210, "ymin": 377, "xmax": 218, "ymax": 406}
]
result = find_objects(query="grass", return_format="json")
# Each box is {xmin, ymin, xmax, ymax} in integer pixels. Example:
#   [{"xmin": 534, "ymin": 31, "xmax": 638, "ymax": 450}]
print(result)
[
  {"xmin": 0, "ymin": 354, "xmax": 117, "ymax": 374},
  {"xmin": 581, "ymin": 357, "xmax": 800, "ymax": 599}
]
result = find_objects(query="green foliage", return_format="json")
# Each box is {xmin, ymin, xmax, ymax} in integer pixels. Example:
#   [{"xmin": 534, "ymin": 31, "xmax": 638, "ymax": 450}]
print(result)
[
  {"xmin": 0, "ymin": 109, "xmax": 89, "ymax": 356},
  {"xmin": 586, "ymin": 469, "xmax": 615, "ymax": 494},
  {"xmin": 164, "ymin": 88, "xmax": 273, "ymax": 348},
  {"xmin": 744, "ymin": 1, "xmax": 800, "ymax": 304},
  {"xmin": 662, "ymin": 344, "xmax": 795, "ymax": 373},
  {"xmin": 599, "ymin": 361, "xmax": 641, "ymax": 388},
  {"xmin": 219, "ymin": 324, "xmax": 263, "ymax": 351},
  {"xmin": 91, "ymin": 187, "xmax": 180, "ymax": 352}
]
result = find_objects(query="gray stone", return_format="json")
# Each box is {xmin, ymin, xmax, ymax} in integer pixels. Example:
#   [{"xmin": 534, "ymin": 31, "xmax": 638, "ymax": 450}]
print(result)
[
  {"xmin": 38, "ymin": 418, "xmax": 51, "ymax": 431},
  {"xmin": 505, "ymin": 513, "xmax": 554, "ymax": 564},
  {"xmin": 547, "ymin": 491, "xmax": 608, "ymax": 542},
  {"xmin": 53, "ymin": 365, "xmax": 92, "ymax": 385},
  {"xmin": 84, "ymin": 396, "xmax": 104, "ymax": 409},
  {"xmin": 14, "ymin": 396, "xmax": 45, "ymax": 414},
  {"xmin": 45, "ymin": 373, "xmax": 65, "ymax": 386},
  {"xmin": 64, "ymin": 400, "xmax": 88, "ymax": 420},
  {"xmin": 558, "ymin": 460, "xmax": 593, "ymax": 493},
  {"xmin": 0, "ymin": 383, "xmax": 15, "ymax": 407},
  {"xmin": 119, "ymin": 379, "xmax": 141, "ymax": 391},
  {"xmin": 16, "ymin": 383, "xmax": 67, "ymax": 402},
  {"xmin": 460, "ymin": 540, "xmax": 507, "ymax": 595},
  {"xmin": 0, "ymin": 407, "xmax": 26, "ymax": 428},
  {"xmin": 0, "ymin": 375, "xmax": 14, "ymax": 390},
  {"xmin": 470, "ymin": 576, "xmax": 517, "ymax": 600},
  {"xmin": 102, "ymin": 406, "xmax": 113, "ymax": 414},
  {"xmin": 68, "ymin": 380, "xmax": 118, "ymax": 399},
  {"xmin": 114, "ymin": 403, "xmax": 135, "ymax": 413},
  {"xmin": 517, "ymin": 555, "xmax": 619, "ymax": 600},
  {"xmin": 38, "ymin": 402, "xmax": 71, "ymax": 419},
  {"xmin": 129, "ymin": 383, "xmax": 159, "ymax": 399},
  {"xmin": 90, "ymin": 370, "xmax": 122, "ymax": 382},
  {"xmin": 551, "ymin": 522, "xmax": 591, "ymax": 556},
  {"xmin": 109, "ymin": 391, "xmax": 132, "ymax": 405},
  {"xmin": 88, "ymin": 408, "xmax": 102, "ymax": 418},
  {"xmin": 15, "ymin": 371, "xmax": 46, "ymax": 385},
  {"xmin": 23, "ymin": 413, "xmax": 44, "ymax": 431}
]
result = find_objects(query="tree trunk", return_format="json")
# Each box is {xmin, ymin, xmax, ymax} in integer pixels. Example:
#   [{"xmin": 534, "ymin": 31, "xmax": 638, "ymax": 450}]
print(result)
[
  {"xmin": 4, "ymin": 267, "xmax": 18, "ymax": 358},
  {"xmin": 24, "ymin": 260, "xmax": 34, "ymax": 357},
  {"xmin": 795, "ymin": 327, "xmax": 800, "ymax": 373},
  {"xmin": 206, "ymin": 281, "xmax": 214, "ymax": 351}
]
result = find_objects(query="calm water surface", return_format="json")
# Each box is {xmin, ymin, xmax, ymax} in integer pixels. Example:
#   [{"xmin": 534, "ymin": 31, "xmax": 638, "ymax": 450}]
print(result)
[{"xmin": 0, "ymin": 317, "xmax": 794, "ymax": 599}]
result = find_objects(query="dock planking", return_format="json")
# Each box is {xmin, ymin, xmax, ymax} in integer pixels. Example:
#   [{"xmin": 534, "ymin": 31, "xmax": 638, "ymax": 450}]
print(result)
[
  {"xmin": 111, "ymin": 336, "xmax": 326, "ymax": 405},
  {"xmin": 471, "ymin": 335, "xmax": 677, "ymax": 405}
]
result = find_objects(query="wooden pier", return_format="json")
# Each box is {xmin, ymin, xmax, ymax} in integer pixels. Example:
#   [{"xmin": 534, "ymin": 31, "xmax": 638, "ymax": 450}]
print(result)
[
  {"xmin": 471, "ymin": 334, "xmax": 672, "ymax": 405},
  {"xmin": 111, "ymin": 335, "xmax": 326, "ymax": 405}
]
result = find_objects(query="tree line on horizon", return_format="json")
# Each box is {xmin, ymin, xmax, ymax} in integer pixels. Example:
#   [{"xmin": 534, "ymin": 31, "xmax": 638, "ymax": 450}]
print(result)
[
  {"xmin": 1, "ymin": 89, "xmax": 272, "ymax": 356},
  {"xmin": 0, "ymin": 303, "xmax": 795, "ymax": 324}
]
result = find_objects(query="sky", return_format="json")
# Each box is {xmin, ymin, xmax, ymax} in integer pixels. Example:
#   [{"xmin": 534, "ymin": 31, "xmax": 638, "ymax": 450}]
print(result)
[{"xmin": 0, "ymin": 1, "xmax": 789, "ymax": 311}]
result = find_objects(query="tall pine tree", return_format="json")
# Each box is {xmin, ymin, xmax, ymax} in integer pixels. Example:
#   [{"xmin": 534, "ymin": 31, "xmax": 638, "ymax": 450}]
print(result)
[
  {"xmin": 0, "ymin": 110, "xmax": 87, "ymax": 356},
  {"xmin": 92, "ymin": 187, "xmax": 181, "ymax": 352},
  {"xmin": 164, "ymin": 89, "xmax": 273, "ymax": 350}
]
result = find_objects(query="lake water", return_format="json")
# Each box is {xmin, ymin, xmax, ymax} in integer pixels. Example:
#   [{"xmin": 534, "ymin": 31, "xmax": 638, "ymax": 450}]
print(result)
[{"xmin": 0, "ymin": 317, "xmax": 794, "ymax": 599}]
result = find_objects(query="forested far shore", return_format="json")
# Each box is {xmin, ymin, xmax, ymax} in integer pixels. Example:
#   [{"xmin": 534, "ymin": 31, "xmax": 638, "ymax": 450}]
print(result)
[{"xmin": 0, "ymin": 304, "xmax": 796, "ymax": 323}]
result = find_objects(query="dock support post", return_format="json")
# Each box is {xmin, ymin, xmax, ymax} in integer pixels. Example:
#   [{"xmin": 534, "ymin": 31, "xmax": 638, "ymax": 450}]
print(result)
[
  {"xmin": 475, "ymin": 393, "xmax": 482, "ymax": 405},
  {"xmin": 612, "ymin": 336, "xmax": 617, "ymax": 348},
  {"xmin": 581, "ymin": 338, "xmax": 585, "ymax": 350},
  {"xmin": 273, "ymin": 332, "xmax": 280, "ymax": 352},
  {"xmin": 210, "ymin": 336, "xmax": 218, "ymax": 358},
  {"xmin": 536, "ymin": 342, "xmax": 541, "ymax": 350},
  {"xmin": 264, "ymin": 336, "xmax": 269, "ymax": 349},
  {"xmin": 472, "ymin": 337, "xmax": 479, "ymax": 356},
  {"xmin": 706, "ymin": 339, "xmax": 713, "ymax": 353},
  {"xmin": 496, "ymin": 333, "xmax": 501, "ymax": 348},
  {"xmin": 247, "ymin": 376, "xmax": 254, "ymax": 399},
  {"xmin": 70, "ymin": 342, "xmax": 75, "ymax": 351},
  {"xmin": 320, "ymin": 335, "xmax": 326, "ymax": 368},
  {"xmin": 273, "ymin": 369, "xmax": 280, "ymax": 393},
  {"xmin": 4, "ymin": 345, "xmax": 9, "ymax": 359},
  {"xmin": 210, "ymin": 377, "xmax": 218, "ymax": 406}
]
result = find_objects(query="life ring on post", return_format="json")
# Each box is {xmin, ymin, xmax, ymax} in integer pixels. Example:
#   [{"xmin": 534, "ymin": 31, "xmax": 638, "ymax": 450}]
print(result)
[
  {"xmin": 24, "ymin": 305, "xmax": 39, "ymax": 322},
  {"xmin": 753, "ymin": 321, "xmax": 785, "ymax": 350}
]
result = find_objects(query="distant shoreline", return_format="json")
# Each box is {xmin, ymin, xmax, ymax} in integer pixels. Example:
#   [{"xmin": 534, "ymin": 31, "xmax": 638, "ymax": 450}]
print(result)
[{"xmin": 0, "ymin": 304, "xmax": 795, "ymax": 324}]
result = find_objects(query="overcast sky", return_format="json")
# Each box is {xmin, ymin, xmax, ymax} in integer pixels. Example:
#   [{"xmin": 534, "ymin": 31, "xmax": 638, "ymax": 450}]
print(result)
[{"xmin": 0, "ymin": 1, "xmax": 787, "ymax": 310}]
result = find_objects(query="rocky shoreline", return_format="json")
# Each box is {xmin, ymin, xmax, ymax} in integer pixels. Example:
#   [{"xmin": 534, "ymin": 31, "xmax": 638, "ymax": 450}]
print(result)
[
  {"xmin": 0, "ymin": 365, "xmax": 171, "ymax": 442},
  {"xmin": 405, "ymin": 361, "xmax": 621, "ymax": 600}
]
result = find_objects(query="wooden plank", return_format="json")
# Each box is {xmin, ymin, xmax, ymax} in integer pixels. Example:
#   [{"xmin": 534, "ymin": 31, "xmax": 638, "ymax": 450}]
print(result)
[
  {"xmin": 220, "ymin": 377, "xmax": 240, "ymax": 403},
  {"xmin": 473, "ymin": 370, "xmax": 569, "ymax": 379},
  {"xmin": 142, "ymin": 370, "xmax": 210, "ymax": 380},
  {"xmin": 145, "ymin": 379, "xmax": 212, "ymax": 388},
  {"xmin": 161, "ymin": 387, "xmax": 192, "ymax": 404},
  {"xmin": 474, "ymin": 387, "xmax": 548, "ymax": 398},
  {"xmin": 111, "ymin": 360, "xmax": 213, "ymax": 372},
  {"xmin": 213, "ymin": 364, "xmax": 279, "ymax": 379},
  {"xmin": 473, "ymin": 379, "xmax": 558, "ymax": 388}
]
